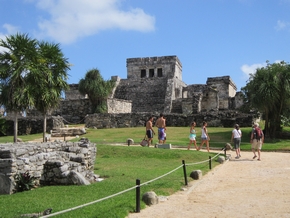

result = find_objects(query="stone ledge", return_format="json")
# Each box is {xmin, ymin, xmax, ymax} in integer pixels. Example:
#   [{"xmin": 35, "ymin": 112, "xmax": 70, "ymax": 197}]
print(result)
[{"xmin": 155, "ymin": 144, "xmax": 172, "ymax": 149}]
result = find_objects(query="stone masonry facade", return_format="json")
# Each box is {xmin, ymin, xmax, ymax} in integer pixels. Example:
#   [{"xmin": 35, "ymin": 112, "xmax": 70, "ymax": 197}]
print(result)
[
  {"xmin": 2, "ymin": 55, "xmax": 253, "ymax": 133},
  {"xmin": 0, "ymin": 139, "xmax": 97, "ymax": 195}
]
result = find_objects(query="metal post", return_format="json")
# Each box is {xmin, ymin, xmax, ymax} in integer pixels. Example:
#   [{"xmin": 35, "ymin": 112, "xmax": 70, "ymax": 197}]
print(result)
[
  {"xmin": 136, "ymin": 179, "xmax": 140, "ymax": 213},
  {"xmin": 209, "ymin": 156, "xmax": 212, "ymax": 170},
  {"xmin": 182, "ymin": 160, "xmax": 188, "ymax": 186},
  {"xmin": 224, "ymin": 147, "xmax": 226, "ymax": 159}
]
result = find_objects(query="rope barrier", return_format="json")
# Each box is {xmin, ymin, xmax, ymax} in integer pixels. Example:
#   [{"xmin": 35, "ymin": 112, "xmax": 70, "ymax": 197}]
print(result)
[
  {"xmin": 41, "ymin": 185, "xmax": 138, "ymax": 218},
  {"xmin": 139, "ymin": 164, "xmax": 184, "ymax": 187},
  {"xmin": 185, "ymin": 148, "xmax": 224, "ymax": 166},
  {"xmin": 41, "ymin": 148, "xmax": 225, "ymax": 217}
]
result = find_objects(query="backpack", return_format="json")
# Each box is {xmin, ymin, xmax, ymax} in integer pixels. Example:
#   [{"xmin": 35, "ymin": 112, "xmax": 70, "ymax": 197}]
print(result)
[{"xmin": 254, "ymin": 127, "xmax": 262, "ymax": 140}]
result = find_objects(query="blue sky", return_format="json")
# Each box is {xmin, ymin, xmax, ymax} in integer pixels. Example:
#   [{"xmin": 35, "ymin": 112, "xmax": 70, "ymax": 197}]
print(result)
[{"xmin": 1, "ymin": 0, "xmax": 290, "ymax": 91}]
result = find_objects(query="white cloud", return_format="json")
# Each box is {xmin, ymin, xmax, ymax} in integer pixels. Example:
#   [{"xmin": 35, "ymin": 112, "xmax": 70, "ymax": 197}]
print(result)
[
  {"xmin": 240, "ymin": 63, "xmax": 266, "ymax": 78},
  {"xmin": 33, "ymin": 0, "xmax": 155, "ymax": 44},
  {"xmin": 0, "ymin": 24, "xmax": 20, "ymax": 53},
  {"xmin": 3, "ymin": 24, "xmax": 19, "ymax": 34},
  {"xmin": 275, "ymin": 20, "xmax": 290, "ymax": 31}
]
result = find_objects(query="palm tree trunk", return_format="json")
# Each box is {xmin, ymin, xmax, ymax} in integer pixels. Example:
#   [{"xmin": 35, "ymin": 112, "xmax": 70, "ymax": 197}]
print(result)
[
  {"xmin": 264, "ymin": 109, "xmax": 269, "ymax": 138},
  {"xmin": 13, "ymin": 111, "xmax": 18, "ymax": 143},
  {"xmin": 43, "ymin": 113, "xmax": 47, "ymax": 142}
]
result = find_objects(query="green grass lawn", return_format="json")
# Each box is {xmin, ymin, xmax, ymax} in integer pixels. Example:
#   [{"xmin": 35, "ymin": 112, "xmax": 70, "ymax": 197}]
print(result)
[{"xmin": 0, "ymin": 126, "xmax": 290, "ymax": 218}]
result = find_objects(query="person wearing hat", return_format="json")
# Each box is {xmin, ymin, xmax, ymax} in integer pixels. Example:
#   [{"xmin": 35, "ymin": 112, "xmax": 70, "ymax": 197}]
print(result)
[
  {"xmin": 250, "ymin": 123, "xmax": 264, "ymax": 161},
  {"xmin": 231, "ymin": 124, "xmax": 242, "ymax": 158}
]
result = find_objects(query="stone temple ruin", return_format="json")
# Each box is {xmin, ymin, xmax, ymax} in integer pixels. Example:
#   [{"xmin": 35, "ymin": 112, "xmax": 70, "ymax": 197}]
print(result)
[
  {"xmin": 65, "ymin": 55, "xmax": 244, "ymax": 115},
  {"xmin": 0, "ymin": 55, "xmax": 255, "ymax": 194},
  {"xmin": 1, "ymin": 55, "xmax": 253, "ymax": 135},
  {"xmin": 61, "ymin": 55, "xmax": 251, "ymax": 128}
]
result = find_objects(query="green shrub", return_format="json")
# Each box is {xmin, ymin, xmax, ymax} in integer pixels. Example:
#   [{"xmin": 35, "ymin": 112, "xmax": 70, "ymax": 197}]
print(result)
[{"xmin": 14, "ymin": 171, "xmax": 36, "ymax": 192}]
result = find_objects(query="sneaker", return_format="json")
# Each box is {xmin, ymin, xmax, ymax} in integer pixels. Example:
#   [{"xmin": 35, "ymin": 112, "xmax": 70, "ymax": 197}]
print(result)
[
  {"xmin": 253, "ymin": 155, "xmax": 257, "ymax": 159},
  {"xmin": 239, "ymin": 154, "xmax": 241, "ymax": 157},
  {"xmin": 257, "ymin": 158, "xmax": 261, "ymax": 161},
  {"xmin": 235, "ymin": 156, "xmax": 239, "ymax": 159}
]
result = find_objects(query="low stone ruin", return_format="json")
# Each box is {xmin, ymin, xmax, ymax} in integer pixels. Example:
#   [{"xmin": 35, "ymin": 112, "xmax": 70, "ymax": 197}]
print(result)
[{"xmin": 0, "ymin": 138, "xmax": 97, "ymax": 195}]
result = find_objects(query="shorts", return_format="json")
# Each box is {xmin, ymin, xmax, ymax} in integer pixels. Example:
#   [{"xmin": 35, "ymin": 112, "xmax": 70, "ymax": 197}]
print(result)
[
  {"xmin": 234, "ymin": 138, "xmax": 241, "ymax": 149},
  {"xmin": 201, "ymin": 137, "xmax": 208, "ymax": 141},
  {"xmin": 251, "ymin": 139, "xmax": 262, "ymax": 150},
  {"xmin": 158, "ymin": 128, "xmax": 165, "ymax": 140},
  {"xmin": 146, "ymin": 129, "xmax": 153, "ymax": 139},
  {"xmin": 189, "ymin": 133, "xmax": 196, "ymax": 141}
]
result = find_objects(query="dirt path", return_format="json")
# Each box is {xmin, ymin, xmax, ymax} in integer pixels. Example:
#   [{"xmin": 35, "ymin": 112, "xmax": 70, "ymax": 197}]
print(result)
[{"xmin": 127, "ymin": 150, "xmax": 290, "ymax": 218}]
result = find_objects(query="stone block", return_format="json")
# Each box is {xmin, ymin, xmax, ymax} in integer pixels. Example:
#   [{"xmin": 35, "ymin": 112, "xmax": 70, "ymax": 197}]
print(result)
[
  {"xmin": 142, "ymin": 191, "xmax": 159, "ymax": 206},
  {"xmin": 217, "ymin": 155, "xmax": 226, "ymax": 164},
  {"xmin": 225, "ymin": 143, "xmax": 232, "ymax": 150},
  {"xmin": 155, "ymin": 144, "xmax": 171, "ymax": 149},
  {"xmin": 190, "ymin": 170, "xmax": 202, "ymax": 180}
]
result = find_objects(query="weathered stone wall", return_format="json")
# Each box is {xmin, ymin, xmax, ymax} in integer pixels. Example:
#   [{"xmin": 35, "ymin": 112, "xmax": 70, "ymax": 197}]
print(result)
[
  {"xmin": 201, "ymin": 88, "xmax": 219, "ymax": 112},
  {"xmin": 183, "ymin": 84, "xmax": 207, "ymax": 98},
  {"xmin": 206, "ymin": 76, "xmax": 237, "ymax": 110},
  {"xmin": 234, "ymin": 92, "xmax": 244, "ymax": 109},
  {"xmin": 65, "ymin": 84, "xmax": 86, "ymax": 100},
  {"xmin": 107, "ymin": 98, "xmax": 132, "ymax": 113},
  {"xmin": 126, "ymin": 56, "xmax": 182, "ymax": 81},
  {"xmin": 4, "ymin": 116, "xmax": 64, "ymax": 136},
  {"xmin": 0, "ymin": 139, "xmax": 97, "ymax": 195},
  {"xmin": 113, "ymin": 77, "xmax": 168, "ymax": 113},
  {"xmin": 52, "ymin": 99, "xmax": 92, "ymax": 124},
  {"xmin": 85, "ymin": 111, "xmax": 256, "ymax": 129}
]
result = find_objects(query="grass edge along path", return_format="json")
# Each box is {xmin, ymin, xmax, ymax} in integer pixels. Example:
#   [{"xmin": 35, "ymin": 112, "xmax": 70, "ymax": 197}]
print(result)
[{"xmin": 0, "ymin": 144, "xmax": 222, "ymax": 218}]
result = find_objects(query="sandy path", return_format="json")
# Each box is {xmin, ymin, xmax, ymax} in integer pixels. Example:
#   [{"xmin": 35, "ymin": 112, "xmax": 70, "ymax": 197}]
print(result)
[{"xmin": 127, "ymin": 150, "xmax": 290, "ymax": 218}]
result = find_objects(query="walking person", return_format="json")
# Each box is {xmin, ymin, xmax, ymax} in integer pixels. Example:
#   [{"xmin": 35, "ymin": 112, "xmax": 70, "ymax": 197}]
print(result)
[
  {"xmin": 155, "ymin": 113, "xmax": 166, "ymax": 144},
  {"xmin": 163, "ymin": 117, "xmax": 167, "ymax": 144},
  {"xmin": 250, "ymin": 123, "xmax": 264, "ymax": 161},
  {"xmin": 198, "ymin": 121, "xmax": 210, "ymax": 152},
  {"xmin": 231, "ymin": 124, "xmax": 242, "ymax": 158},
  {"xmin": 146, "ymin": 116, "xmax": 155, "ymax": 147},
  {"xmin": 188, "ymin": 122, "xmax": 198, "ymax": 150}
]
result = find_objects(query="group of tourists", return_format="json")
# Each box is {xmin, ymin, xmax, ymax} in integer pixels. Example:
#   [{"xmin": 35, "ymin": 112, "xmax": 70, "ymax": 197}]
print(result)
[
  {"xmin": 145, "ymin": 113, "xmax": 167, "ymax": 147},
  {"xmin": 145, "ymin": 115, "xmax": 264, "ymax": 160},
  {"xmin": 187, "ymin": 121, "xmax": 210, "ymax": 152},
  {"xmin": 230, "ymin": 122, "xmax": 264, "ymax": 160}
]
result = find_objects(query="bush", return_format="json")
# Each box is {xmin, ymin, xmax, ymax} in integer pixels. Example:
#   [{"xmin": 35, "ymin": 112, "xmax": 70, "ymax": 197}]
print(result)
[{"xmin": 14, "ymin": 171, "xmax": 36, "ymax": 193}]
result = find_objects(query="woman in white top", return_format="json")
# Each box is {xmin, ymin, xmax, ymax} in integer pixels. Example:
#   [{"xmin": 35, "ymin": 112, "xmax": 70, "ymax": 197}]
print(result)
[
  {"xmin": 231, "ymin": 124, "xmax": 242, "ymax": 158},
  {"xmin": 198, "ymin": 121, "xmax": 210, "ymax": 152},
  {"xmin": 188, "ymin": 122, "xmax": 198, "ymax": 150}
]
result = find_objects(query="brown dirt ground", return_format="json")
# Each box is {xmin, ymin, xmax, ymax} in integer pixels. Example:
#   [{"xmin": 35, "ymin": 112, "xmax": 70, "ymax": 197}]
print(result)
[{"xmin": 127, "ymin": 149, "xmax": 290, "ymax": 218}]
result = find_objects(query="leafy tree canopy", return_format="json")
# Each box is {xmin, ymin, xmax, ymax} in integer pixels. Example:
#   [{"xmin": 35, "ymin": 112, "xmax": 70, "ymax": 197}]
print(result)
[
  {"xmin": 78, "ymin": 68, "xmax": 115, "ymax": 113},
  {"xmin": 241, "ymin": 61, "xmax": 290, "ymax": 138},
  {"xmin": 0, "ymin": 33, "xmax": 70, "ymax": 142}
]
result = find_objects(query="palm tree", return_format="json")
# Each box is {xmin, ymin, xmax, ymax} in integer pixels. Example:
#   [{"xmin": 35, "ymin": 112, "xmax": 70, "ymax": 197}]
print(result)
[
  {"xmin": 28, "ymin": 41, "xmax": 70, "ymax": 142},
  {"xmin": 242, "ymin": 61, "xmax": 290, "ymax": 138},
  {"xmin": 78, "ymin": 68, "xmax": 115, "ymax": 113},
  {"xmin": 0, "ymin": 33, "xmax": 38, "ymax": 142}
]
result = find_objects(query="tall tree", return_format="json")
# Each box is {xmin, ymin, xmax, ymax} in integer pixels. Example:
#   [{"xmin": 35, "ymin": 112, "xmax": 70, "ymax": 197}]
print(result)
[
  {"xmin": 242, "ymin": 61, "xmax": 290, "ymax": 138},
  {"xmin": 78, "ymin": 69, "xmax": 115, "ymax": 113},
  {"xmin": 28, "ymin": 41, "xmax": 70, "ymax": 142},
  {"xmin": 0, "ymin": 33, "xmax": 38, "ymax": 142}
]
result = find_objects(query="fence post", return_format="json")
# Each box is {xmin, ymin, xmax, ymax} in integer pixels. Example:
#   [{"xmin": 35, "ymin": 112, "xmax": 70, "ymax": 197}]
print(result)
[
  {"xmin": 136, "ymin": 179, "xmax": 141, "ymax": 213},
  {"xmin": 224, "ymin": 147, "xmax": 226, "ymax": 159},
  {"xmin": 182, "ymin": 160, "xmax": 188, "ymax": 186},
  {"xmin": 209, "ymin": 156, "xmax": 212, "ymax": 170}
]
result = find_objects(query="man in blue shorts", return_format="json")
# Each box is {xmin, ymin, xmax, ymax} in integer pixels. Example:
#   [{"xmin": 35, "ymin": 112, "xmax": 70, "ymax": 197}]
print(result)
[{"xmin": 155, "ymin": 113, "xmax": 166, "ymax": 144}]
